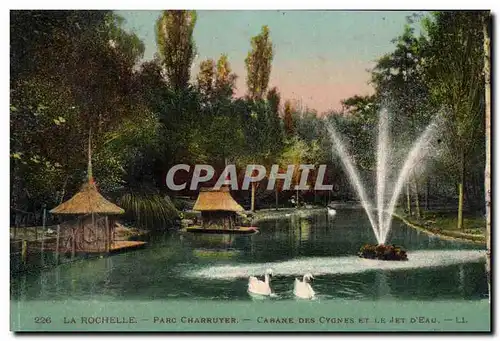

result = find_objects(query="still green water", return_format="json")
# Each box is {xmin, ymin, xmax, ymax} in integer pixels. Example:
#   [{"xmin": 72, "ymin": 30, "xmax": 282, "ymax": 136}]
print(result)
[{"xmin": 11, "ymin": 209, "xmax": 487, "ymax": 301}]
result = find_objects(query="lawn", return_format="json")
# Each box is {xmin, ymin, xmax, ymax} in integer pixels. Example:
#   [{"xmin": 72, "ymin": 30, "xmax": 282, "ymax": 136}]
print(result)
[{"xmin": 396, "ymin": 209, "xmax": 486, "ymax": 243}]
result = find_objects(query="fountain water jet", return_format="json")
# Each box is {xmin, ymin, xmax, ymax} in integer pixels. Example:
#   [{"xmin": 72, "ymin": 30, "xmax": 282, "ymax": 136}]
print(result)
[
  {"xmin": 381, "ymin": 120, "xmax": 440, "ymax": 240},
  {"xmin": 376, "ymin": 109, "xmax": 390, "ymax": 243},
  {"xmin": 327, "ymin": 109, "xmax": 440, "ymax": 247},
  {"xmin": 326, "ymin": 125, "xmax": 380, "ymax": 242}
]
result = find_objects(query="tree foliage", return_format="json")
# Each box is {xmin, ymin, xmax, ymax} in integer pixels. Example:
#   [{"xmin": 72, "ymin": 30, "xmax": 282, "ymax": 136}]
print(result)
[
  {"xmin": 156, "ymin": 10, "xmax": 197, "ymax": 91},
  {"xmin": 10, "ymin": 10, "xmax": 489, "ymax": 228},
  {"xmin": 245, "ymin": 25, "xmax": 273, "ymax": 100}
]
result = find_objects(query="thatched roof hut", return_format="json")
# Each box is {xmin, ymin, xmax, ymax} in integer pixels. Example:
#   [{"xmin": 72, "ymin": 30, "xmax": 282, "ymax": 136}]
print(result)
[
  {"xmin": 193, "ymin": 186, "xmax": 244, "ymax": 212},
  {"xmin": 48, "ymin": 129, "xmax": 125, "ymax": 254},
  {"xmin": 50, "ymin": 181, "xmax": 124, "ymax": 215},
  {"xmin": 49, "ymin": 179, "xmax": 124, "ymax": 253}
]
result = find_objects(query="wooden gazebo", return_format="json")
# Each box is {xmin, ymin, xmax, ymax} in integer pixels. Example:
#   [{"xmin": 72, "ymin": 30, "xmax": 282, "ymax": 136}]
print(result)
[
  {"xmin": 49, "ymin": 133, "xmax": 125, "ymax": 254},
  {"xmin": 193, "ymin": 186, "xmax": 244, "ymax": 230}
]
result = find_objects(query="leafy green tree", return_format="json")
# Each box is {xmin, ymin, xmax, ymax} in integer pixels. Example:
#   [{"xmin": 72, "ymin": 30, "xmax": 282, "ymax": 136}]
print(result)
[
  {"xmin": 196, "ymin": 59, "xmax": 216, "ymax": 97},
  {"xmin": 245, "ymin": 25, "xmax": 273, "ymax": 100},
  {"xmin": 372, "ymin": 23, "xmax": 432, "ymax": 135},
  {"xmin": 10, "ymin": 11, "xmax": 110, "ymax": 82},
  {"xmin": 267, "ymin": 87, "xmax": 281, "ymax": 117},
  {"xmin": 283, "ymin": 100, "xmax": 295, "ymax": 136},
  {"xmin": 196, "ymin": 54, "xmax": 237, "ymax": 103},
  {"xmin": 371, "ymin": 22, "xmax": 432, "ymax": 217},
  {"xmin": 156, "ymin": 10, "xmax": 197, "ymax": 91},
  {"xmin": 193, "ymin": 54, "xmax": 242, "ymax": 167},
  {"xmin": 215, "ymin": 54, "xmax": 237, "ymax": 98},
  {"xmin": 339, "ymin": 95, "xmax": 379, "ymax": 172},
  {"xmin": 422, "ymin": 11, "xmax": 486, "ymax": 228},
  {"xmin": 10, "ymin": 11, "xmax": 159, "ymax": 225},
  {"xmin": 279, "ymin": 136, "xmax": 321, "ymax": 207}
]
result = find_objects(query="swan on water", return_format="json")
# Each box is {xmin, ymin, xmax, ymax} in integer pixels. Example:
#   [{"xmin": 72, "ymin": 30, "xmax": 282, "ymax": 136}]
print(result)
[
  {"xmin": 248, "ymin": 268, "xmax": 273, "ymax": 296},
  {"xmin": 294, "ymin": 273, "xmax": 315, "ymax": 299},
  {"xmin": 327, "ymin": 207, "xmax": 337, "ymax": 216}
]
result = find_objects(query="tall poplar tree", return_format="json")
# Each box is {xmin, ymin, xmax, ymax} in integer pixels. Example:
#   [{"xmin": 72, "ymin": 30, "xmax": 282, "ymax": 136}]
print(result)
[
  {"xmin": 156, "ymin": 10, "xmax": 197, "ymax": 91},
  {"xmin": 245, "ymin": 25, "xmax": 273, "ymax": 100}
]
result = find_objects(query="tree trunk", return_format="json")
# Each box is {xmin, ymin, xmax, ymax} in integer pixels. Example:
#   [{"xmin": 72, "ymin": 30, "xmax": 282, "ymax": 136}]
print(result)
[
  {"xmin": 457, "ymin": 152, "xmax": 465, "ymax": 229},
  {"xmin": 425, "ymin": 177, "xmax": 430, "ymax": 211},
  {"xmin": 414, "ymin": 179, "xmax": 421, "ymax": 219},
  {"xmin": 483, "ymin": 12, "xmax": 491, "ymax": 302},
  {"xmin": 296, "ymin": 187, "xmax": 299, "ymax": 208},
  {"xmin": 251, "ymin": 183, "xmax": 256, "ymax": 212},
  {"xmin": 406, "ymin": 182, "xmax": 412, "ymax": 216},
  {"xmin": 457, "ymin": 182, "xmax": 464, "ymax": 229}
]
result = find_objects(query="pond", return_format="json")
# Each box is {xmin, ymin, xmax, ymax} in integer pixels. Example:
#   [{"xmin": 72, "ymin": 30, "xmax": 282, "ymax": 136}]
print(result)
[{"xmin": 11, "ymin": 209, "xmax": 487, "ymax": 302}]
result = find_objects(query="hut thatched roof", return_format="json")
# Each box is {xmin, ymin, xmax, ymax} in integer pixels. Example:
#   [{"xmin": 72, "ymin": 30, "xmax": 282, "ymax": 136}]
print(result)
[
  {"xmin": 193, "ymin": 186, "xmax": 244, "ymax": 212},
  {"xmin": 50, "ymin": 181, "xmax": 125, "ymax": 215}
]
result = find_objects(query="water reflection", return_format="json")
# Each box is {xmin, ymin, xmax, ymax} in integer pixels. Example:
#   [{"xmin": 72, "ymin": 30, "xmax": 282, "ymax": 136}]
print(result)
[
  {"xmin": 458, "ymin": 264, "xmax": 465, "ymax": 294},
  {"xmin": 11, "ymin": 210, "xmax": 487, "ymax": 301},
  {"xmin": 299, "ymin": 220, "xmax": 311, "ymax": 242},
  {"xmin": 375, "ymin": 271, "xmax": 391, "ymax": 299}
]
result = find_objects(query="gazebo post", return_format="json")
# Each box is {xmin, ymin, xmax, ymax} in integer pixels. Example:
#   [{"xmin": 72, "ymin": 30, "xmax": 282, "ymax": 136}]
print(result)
[
  {"xmin": 71, "ymin": 224, "xmax": 76, "ymax": 259},
  {"xmin": 91, "ymin": 212, "xmax": 96, "ymax": 252},
  {"xmin": 105, "ymin": 216, "xmax": 110, "ymax": 253}
]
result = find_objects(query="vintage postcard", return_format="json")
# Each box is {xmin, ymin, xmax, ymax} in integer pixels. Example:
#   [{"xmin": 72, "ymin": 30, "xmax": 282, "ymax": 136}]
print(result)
[{"xmin": 10, "ymin": 9, "xmax": 491, "ymax": 332}]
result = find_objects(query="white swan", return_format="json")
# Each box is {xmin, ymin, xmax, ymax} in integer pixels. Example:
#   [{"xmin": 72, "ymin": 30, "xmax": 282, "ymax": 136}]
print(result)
[
  {"xmin": 248, "ymin": 268, "xmax": 273, "ymax": 296},
  {"xmin": 327, "ymin": 207, "xmax": 337, "ymax": 216},
  {"xmin": 294, "ymin": 273, "xmax": 315, "ymax": 299}
]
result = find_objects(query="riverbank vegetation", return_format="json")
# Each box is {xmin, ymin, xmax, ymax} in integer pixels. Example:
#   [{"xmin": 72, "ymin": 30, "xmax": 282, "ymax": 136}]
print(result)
[
  {"xmin": 11, "ymin": 10, "xmax": 489, "ymax": 234},
  {"xmin": 394, "ymin": 210, "xmax": 486, "ymax": 244}
]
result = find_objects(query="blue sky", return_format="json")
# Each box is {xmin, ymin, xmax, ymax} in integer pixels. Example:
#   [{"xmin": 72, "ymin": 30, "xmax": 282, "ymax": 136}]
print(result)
[{"xmin": 117, "ymin": 10, "xmax": 423, "ymax": 113}]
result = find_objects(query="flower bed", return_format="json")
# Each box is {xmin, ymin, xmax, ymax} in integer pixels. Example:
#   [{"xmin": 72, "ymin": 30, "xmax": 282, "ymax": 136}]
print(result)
[{"xmin": 358, "ymin": 244, "xmax": 408, "ymax": 261}]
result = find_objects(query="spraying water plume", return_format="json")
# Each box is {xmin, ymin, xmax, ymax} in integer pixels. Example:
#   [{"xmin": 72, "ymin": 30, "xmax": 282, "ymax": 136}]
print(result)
[{"xmin": 327, "ymin": 109, "xmax": 441, "ymax": 245}]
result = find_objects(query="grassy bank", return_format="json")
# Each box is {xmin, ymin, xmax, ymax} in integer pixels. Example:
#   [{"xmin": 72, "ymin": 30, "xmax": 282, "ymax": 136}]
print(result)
[{"xmin": 393, "ymin": 210, "xmax": 486, "ymax": 245}]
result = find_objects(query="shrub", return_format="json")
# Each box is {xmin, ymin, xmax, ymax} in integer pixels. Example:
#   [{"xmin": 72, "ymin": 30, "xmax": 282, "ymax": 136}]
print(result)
[{"xmin": 358, "ymin": 243, "xmax": 408, "ymax": 261}]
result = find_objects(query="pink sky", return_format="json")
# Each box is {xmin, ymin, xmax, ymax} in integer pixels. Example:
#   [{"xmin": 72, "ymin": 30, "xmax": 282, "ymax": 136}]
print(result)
[
  {"xmin": 118, "ymin": 11, "xmax": 415, "ymax": 114},
  {"xmin": 232, "ymin": 59, "xmax": 375, "ymax": 114}
]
